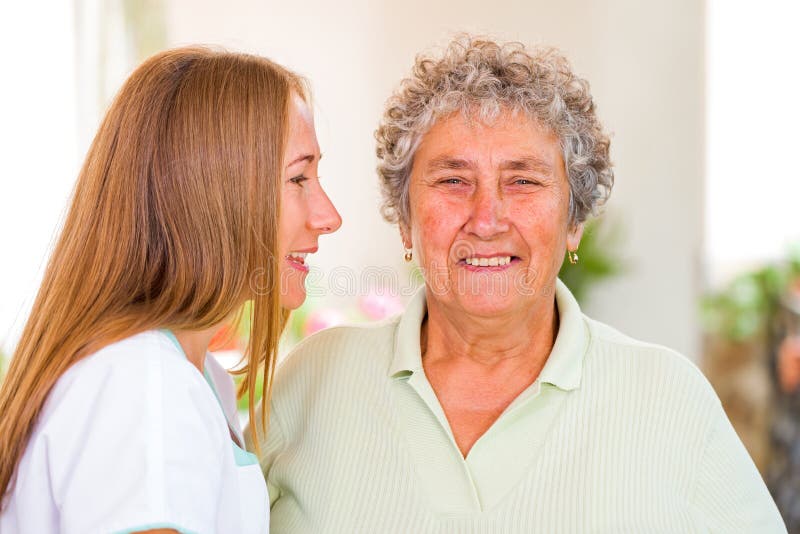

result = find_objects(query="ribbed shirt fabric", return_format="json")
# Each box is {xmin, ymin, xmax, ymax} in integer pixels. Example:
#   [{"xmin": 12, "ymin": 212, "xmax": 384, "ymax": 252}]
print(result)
[{"xmin": 248, "ymin": 280, "xmax": 785, "ymax": 533}]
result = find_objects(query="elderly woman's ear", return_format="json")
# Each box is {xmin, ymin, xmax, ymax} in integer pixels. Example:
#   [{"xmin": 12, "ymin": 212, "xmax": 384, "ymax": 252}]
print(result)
[
  {"xmin": 400, "ymin": 227, "xmax": 412, "ymax": 250},
  {"xmin": 567, "ymin": 222, "xmax": 584, "ymax": 254}
]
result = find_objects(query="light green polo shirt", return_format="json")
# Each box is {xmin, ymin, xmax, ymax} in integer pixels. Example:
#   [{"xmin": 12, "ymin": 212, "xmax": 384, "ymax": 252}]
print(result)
[{"xmin": 248, "ymin": 280, "xmax": 785, "ymax": 533}]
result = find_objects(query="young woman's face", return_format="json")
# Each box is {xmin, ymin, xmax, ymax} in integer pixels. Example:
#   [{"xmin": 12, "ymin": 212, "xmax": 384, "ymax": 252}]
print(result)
[{"xmin": 277, "ymin": 96, "xmax": 342, "ymax": 309}]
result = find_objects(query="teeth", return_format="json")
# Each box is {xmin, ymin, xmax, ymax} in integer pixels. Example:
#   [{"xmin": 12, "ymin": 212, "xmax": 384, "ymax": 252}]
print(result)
[
  {"xmin": 287, "ymin": 252, "xmax": 309, "ymax": 262},
  {"xmin": 464, "ymin": 256, "xmax": 512, "ymax": 266}
]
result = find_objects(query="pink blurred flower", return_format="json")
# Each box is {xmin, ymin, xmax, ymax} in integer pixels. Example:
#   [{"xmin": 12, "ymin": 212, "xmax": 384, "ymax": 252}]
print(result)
[
  {"xmin": 303, "ymin": 308, "xmax": 347, "ymax": 337},
  {"xmin": 358, "ymin": 291, "xmax": 404, "ymax": 321}
]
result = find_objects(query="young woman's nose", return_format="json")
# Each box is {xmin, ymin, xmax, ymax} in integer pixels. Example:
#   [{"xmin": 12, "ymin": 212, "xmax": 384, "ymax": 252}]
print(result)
[{"xmin": 309, "ymin": 184, "xmax": 342, "ymax": 234}]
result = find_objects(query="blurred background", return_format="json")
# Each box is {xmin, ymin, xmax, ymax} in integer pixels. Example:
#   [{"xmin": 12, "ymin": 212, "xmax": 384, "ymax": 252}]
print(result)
[{"xmin": 1, "ymin": 0, "xmax": 799, "ymax": 527}]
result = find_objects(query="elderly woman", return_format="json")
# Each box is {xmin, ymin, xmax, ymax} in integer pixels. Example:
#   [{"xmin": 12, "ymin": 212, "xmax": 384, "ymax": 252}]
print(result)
[{"xmin": 249, "ymin": 36, "xmax": 785, "ymax": 532}]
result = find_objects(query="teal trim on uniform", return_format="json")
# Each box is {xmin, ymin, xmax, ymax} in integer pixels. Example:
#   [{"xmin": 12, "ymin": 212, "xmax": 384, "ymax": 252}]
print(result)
[
  {"xmin": 160, "ymin": 329, "xmax": 184, "ymax": 354},
  {"xmin": 160, "ymin": 330, "xmax": 222, "ymax": 403},
  {"xmin": 160, "ymin": 329, "xmax": 217, "ymax": 398},
  {"xmin": 232, "ymin": 442, "xmax": 259, "ymax": 466},
  {"xmin": 201, "ymin": 365, "xmax": 255, "ymax": 465},
  {"xmin": 113, "ymin": 523, "xmax": 198, "ymax": 534},
  {"xmin": 202, "ymin": 366, "xmax": 222, "ymax": 405},
  {"xmin": 165, "ymin": 331, "xmax": 227, "ymax": 424},
  {"xmin": 158, "ymin": 329, "xmax": 256, "ymax": 466}
]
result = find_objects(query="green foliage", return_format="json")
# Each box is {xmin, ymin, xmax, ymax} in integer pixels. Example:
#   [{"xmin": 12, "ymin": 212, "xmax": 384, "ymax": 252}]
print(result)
[
  {"xmin": 122, "ymin": 0, "xmax": 168, "ymax": 62},
  {"xmin": 701, "ymin": 243, "xmax": 800, "ymax": 341},
  {"xmin": 558, "ymin": 218, "xmax": 626, "ymax": 304}
]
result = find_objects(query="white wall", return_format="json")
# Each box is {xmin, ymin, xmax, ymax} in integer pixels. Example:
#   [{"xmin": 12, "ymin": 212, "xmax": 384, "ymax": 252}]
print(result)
[
  {"xmin": 0, "ymin": 0, "xmax": 704, "ymax": 358},
  {"xmin": 706, "ymin": 0, "xmax": 800, "ymax": 284},
  {"xmin": 165, "ymin": 0, "xmax": 705, "ymax": 358},
  {"xmin": 0, "ymin": 3, "xmax": 79, "ymax": 354}
]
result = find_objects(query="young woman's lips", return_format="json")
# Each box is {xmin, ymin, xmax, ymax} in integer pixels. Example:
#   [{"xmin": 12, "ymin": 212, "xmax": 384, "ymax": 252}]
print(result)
[{"xmin": 286, "ymin": 253, "xmax": 310, "ymax": 273}]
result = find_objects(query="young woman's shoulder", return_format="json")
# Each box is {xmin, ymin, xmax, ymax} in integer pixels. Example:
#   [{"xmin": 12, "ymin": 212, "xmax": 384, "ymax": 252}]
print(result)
[
  {"xmin": 38, "ymin": 330, "xmax": 213, "ymax": 432},
  {"xmin": 12, "ymin": 330, "xmax": 230, "ymax": 533}
]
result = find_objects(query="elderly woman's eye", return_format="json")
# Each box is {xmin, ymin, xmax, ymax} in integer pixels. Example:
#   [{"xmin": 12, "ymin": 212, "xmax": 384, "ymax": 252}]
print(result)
[
  {"xmin": 514, "ymin": 178, "xmax": 539, "ymax": 185},
  {"xmin": 440, "ymin": 177, "xmax": 464, "ymax": 185}
]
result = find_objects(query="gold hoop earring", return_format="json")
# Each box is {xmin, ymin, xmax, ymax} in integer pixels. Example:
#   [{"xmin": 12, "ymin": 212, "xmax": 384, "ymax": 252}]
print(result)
[
  {"xmin": 404, "ymin": 249, "xmax": 413, "ymax": 262},
  {"xmin": 568, "ymin": 249, "xmax": 579, "ymax": 265}
]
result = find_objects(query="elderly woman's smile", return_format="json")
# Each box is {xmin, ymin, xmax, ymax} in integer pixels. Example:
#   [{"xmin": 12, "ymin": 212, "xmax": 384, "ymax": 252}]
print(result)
[
  {"xmin": 406, "ymin": 109, "xmax": 581, "ymax": 318},
  {"xmin": 255, "ymin": 35, "xmax": 785, "ymax": 533}
]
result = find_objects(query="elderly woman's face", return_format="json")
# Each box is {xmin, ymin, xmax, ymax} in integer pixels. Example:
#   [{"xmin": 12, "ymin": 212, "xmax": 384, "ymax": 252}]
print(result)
[{"xmin": 406, "ymin": 110, "xmax": 582, "ymax": 318}]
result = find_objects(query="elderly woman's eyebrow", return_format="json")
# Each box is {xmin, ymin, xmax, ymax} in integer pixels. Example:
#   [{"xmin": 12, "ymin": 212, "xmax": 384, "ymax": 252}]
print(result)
[
  {"xmin": 426, "ymin": 156, "xmax": 475, "ymax": 171},
  {"xmin": 424, "ymin": 155, "xmax": 554, "ymax": 175},
  {"xmin": 500, "ymin": 156, "xmax": 553, "ymax": 173}
]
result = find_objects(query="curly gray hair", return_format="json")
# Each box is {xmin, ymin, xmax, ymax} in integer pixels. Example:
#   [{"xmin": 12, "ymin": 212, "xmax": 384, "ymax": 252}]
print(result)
[{"xmin": 375, "ymin": 35, "xmax": 613, "ymax": 228}]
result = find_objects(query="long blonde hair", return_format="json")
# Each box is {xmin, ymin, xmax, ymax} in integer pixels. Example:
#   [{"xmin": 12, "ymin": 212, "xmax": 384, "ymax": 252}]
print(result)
[{"xmin": 0, "ymin": 46, "xmax": 302, "ymax": 502}]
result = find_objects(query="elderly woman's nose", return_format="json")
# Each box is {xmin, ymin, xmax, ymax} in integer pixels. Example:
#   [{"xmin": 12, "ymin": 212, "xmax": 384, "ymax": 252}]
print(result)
[
  {"xmin": 466, "ymin": 186, "xmax": 510, "ymax": 237},
  {"xmin": 309, "ymin": 186, "xmax": 342, "ymax": 234}
]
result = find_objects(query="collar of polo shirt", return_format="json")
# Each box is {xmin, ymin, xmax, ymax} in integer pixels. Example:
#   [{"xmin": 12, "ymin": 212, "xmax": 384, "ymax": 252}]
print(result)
[{"xmin": 388, "ymin": 279, "xmax": 589, "ymax": 391}]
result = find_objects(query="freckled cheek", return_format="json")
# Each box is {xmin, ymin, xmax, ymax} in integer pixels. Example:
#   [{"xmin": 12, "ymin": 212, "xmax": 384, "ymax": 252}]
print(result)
[
  {"xmin": 509, "ymin": 202, "xmax": 569, "ymax": 253},
  {"xmin": 411, "ymin": 196, "xmax": 466, "ymax": 264},
  {"xmin": 284, "ymin": 194, "xmax": 312, "ymax": 230}
]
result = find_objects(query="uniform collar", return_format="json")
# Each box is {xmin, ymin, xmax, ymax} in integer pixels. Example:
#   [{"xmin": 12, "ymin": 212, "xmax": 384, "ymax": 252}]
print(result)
[{"xmin": 388, "ymin": 279, "xmax": 589, "ymax": 391}]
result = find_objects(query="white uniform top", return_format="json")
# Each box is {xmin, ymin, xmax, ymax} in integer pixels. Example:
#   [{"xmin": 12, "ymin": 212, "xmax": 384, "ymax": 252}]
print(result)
[{"xmin": 0, "ymin": 330, "xmax": 269, "ymax": 534}]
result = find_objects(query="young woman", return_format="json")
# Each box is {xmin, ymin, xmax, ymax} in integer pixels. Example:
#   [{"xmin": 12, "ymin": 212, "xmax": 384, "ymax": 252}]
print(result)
[{"xmin": 0, "ymin": 47, "xmax": 340, "ymax": 533}]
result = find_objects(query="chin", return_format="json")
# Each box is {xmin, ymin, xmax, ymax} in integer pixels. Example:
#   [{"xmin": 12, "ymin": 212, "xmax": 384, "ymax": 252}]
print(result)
[
  {"xmin": 280, "ymin": 288, "xmax": 307, "ymax": 310},
  {"xmin": 449, "ymin": 275, "xmax": 523, "ymax": 315}
]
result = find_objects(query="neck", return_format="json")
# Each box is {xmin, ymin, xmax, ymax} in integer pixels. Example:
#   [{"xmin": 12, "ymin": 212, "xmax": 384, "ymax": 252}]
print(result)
[
  {"xmin": 173, "ymin": 324, "xmax": 223, "ymax": 373},
  {"xmin": 422, "ymin": 291, "xmax": 559, "ymax": 373}
]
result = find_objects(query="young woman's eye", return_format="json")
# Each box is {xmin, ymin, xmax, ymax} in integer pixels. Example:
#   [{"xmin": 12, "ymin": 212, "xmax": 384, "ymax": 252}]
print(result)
[{"xmin": 290, "ymin": 175, "xmax": 309, "ymax": 185}]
